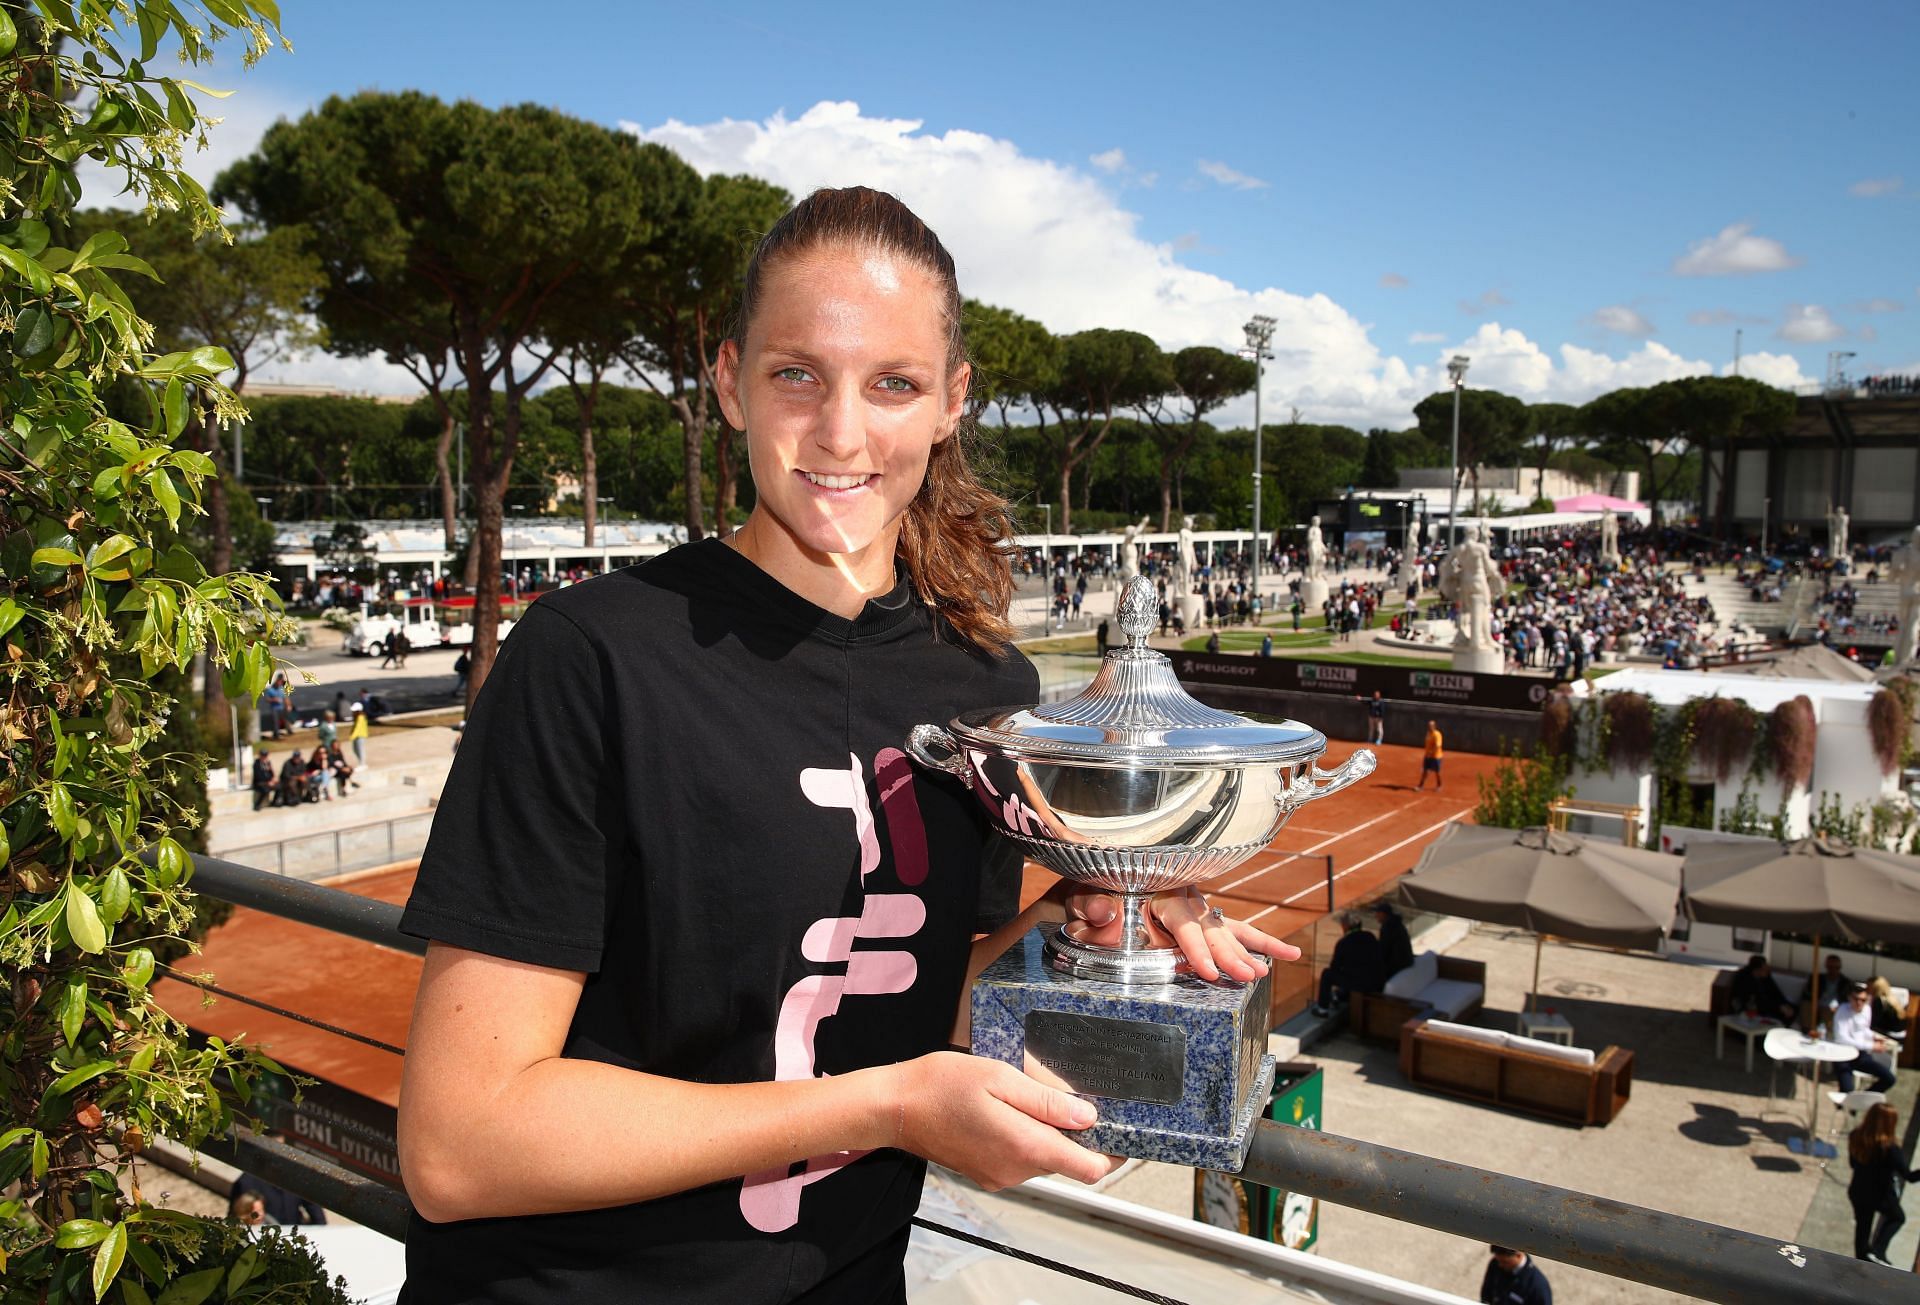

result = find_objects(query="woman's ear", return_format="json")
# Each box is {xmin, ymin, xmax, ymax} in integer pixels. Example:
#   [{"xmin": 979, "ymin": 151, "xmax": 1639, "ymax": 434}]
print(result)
[
  {"xmin": 715, "ymin": 338, "xmax": 747, "ymax": 431},
  {"xmin": 938, "ymin": 360, "xmax": 971, "ymax": 444}
]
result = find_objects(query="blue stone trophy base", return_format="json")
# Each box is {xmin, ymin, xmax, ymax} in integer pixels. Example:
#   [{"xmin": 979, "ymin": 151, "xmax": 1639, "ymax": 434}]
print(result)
[{"xmin": 971, "ymin": 927, "xmax": 1275, "ymax": 1173}]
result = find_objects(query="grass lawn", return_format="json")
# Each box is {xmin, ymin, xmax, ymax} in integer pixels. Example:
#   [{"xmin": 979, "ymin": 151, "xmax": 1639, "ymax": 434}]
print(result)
[
  {"xmin": 1180, "ymin": 629, "xmax": 1332, "ymax": 653},
  {"xmin": 1274, "ymin": 648, "xmax": 1454, "ymax": 669}
]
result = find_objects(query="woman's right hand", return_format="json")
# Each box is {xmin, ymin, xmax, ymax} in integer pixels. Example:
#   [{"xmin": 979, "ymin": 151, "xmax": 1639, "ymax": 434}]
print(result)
[{"xmin": 889, "ymin": 1051, "xmax": 1122, "ymax": 1191}]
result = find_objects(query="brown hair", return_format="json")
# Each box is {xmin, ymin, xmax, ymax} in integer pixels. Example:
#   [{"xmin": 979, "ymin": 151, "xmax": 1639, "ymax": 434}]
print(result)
[
  {"xmin": 731, "ymin": 186, "xmax": 1016, "ymax": 651},
  {"xmin": 1848, "ymin": 1102, "xmax": 1900, "ymax": 1165}
]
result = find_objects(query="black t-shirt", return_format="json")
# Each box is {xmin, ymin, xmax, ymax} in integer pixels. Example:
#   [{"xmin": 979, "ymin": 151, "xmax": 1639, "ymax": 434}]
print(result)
[{"xmin": 397, "ymin": 540, "xmax": 1036, "ymax": 1304}]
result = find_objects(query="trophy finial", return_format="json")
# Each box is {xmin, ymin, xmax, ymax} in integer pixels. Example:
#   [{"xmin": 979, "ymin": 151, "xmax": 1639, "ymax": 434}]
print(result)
[{"xmin": 1118, "ymin": 575, "xmax": 1156, "ymax": 647}]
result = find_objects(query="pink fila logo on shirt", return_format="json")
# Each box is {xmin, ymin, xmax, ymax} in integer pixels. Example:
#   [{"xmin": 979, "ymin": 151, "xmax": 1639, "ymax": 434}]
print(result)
[{"xmin": 737, "ymin": 747, "xmax": 930, "ymax": 1233}]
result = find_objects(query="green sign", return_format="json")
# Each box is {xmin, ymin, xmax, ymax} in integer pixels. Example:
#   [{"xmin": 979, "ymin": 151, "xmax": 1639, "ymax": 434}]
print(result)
[
  {"xmin": 1193, "ymin": 1062, "xmax": 1323, "ymax": 1250},
  {"xmin": 1358, "ymin": 503, "xmax": 1382, "ymax": 517}
]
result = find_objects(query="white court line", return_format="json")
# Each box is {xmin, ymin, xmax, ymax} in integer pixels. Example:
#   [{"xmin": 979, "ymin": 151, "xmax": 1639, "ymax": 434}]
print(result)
[
  {"xmin": 1213, "ymin": 807, "xmax": 1401, "ymax": 896},
  {"xmin": 1244, "ymin": 814, "xmax": 1461, "ymax": 925}
]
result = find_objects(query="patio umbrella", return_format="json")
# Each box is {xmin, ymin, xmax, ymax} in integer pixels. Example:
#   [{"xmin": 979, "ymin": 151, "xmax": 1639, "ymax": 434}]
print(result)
[
  {"xmin": 1683, "ymin": 836, "xmax": 1920, "ymax": 1029},
  {"xmin": 1393, "ymin": 824, "xmax": 1683, "ymax": 1009}
]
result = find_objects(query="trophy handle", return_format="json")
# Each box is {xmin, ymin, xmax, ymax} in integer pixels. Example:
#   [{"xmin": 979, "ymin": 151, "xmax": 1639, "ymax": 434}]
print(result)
[
  {"xmin": 906, "ymin": 724, "xmax": 974, "ymax": 788},
  {"xmin": 1284, "ymin": 748, "xmax": 1377, "ymax": 809}
]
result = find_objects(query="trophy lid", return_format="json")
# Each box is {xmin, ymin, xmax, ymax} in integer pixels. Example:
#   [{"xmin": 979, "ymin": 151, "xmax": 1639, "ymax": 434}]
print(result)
[{"xmin": 951, "ymin": 576, "xmax": 1327, "ymax": 767}]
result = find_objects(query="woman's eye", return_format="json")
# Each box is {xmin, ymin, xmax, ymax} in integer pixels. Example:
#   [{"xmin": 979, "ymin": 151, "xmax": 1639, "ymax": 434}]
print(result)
[
  {"xmin": 776, "ymin": 367, "xmax": 813, "ymax": 384},
  {"xmin": 877, "ymin": 376, "xmax": 916, "ymax": 394}
]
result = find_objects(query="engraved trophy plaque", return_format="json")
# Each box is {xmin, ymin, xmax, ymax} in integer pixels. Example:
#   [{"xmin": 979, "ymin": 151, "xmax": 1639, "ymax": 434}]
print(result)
[{"xmin": 906, "ymin": 576, "xmax": 1374, "ymax": 1171}]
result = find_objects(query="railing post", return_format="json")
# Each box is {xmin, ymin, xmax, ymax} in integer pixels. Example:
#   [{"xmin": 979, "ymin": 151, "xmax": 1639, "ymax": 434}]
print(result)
[{"xmin": 1324, "ymin": 854, "xmax": 1335, "ymax": 914}]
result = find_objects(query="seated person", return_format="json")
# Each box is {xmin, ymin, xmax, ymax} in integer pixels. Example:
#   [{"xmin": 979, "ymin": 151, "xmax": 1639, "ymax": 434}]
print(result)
[
  {"xmin": 1833, "ymin": 984, "xmax": 1899, "ymax": 1094},
  {"xmin": 1729, "ymin": 956, "xmax": 1795, "ymax": 1024},
  {"xmin": 1867, "ymin": 977, "xmax": 1908, "ymax": 1041},
  {"xmin": 1815, "ymin": 953, "xmax": 1854, "ymax": 1015},
  {"xmin": 1311, "ymin": 913, "xmax": 1386, "ymax": 1017},
  {"xmin": 1372, "ymin": 899, "xmax": 1415, "ymax": 979}
]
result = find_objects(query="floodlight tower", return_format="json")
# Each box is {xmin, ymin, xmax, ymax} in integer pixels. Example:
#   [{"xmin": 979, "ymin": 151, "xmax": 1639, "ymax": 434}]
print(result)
[
  {"xmin": 1446, "ymin": 355, "xmax": 1471, "ymax": 547},
  {"xmin": 1242, "ymin": 314, "xmax": 1277, "ymax": 603}
]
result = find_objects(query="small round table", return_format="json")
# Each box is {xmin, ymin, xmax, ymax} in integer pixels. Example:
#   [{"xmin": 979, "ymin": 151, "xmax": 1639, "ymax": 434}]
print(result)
[{"xmin": 1762, "ymin": 1027, "xmax": 1859, "ymax": 1159}]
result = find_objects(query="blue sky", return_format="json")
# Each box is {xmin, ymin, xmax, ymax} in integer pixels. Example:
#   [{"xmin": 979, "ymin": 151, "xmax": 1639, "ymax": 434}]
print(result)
[{"xmin": 184, "ymin": 1, "xmax": 1918, "ymax": 426}]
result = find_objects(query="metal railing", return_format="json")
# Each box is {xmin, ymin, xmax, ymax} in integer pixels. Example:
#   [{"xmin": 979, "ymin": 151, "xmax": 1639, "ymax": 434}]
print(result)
[
  {"xmin": 220, "ymin": 810, "xmax": 436, "ymax": 881},
  {"xmin": 178, "ymin": 853, "xmax": 1909, "ymax": 1304}
]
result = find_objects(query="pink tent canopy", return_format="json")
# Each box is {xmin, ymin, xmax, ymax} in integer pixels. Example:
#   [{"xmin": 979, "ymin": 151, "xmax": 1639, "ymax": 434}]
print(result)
[{"xmin": 1555, "ymin": 493, "xmax": 1646, "ymax": 512}]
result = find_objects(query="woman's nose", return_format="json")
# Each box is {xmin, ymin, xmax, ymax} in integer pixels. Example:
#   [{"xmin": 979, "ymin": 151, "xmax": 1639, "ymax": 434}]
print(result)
[{"xmin": 812, "ymin": 384, "xmax": 867, "ymax": 461}]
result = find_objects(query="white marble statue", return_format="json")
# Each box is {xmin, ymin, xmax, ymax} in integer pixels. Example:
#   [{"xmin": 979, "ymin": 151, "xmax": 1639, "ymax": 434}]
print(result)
[
  {"xmin": 1406, "ymin": 515, "xmax": 1422, "ymax": 558},
  {"xmin": 1119, "ymin": 514, "xmax": 1151, "ymax": 581},
  {"xmin": 1829, "ymin": 504, "xmax": 1850, "ymax": 562},
  {"xmin": 1177, "ymin": 515, "xmax": 1198, "ymax": 587},
  {"xmin": 1894, "ymin": 524, "xmax": 1920, "ymax": 667},
  {"xmin": 1439, "ymin": 524, "xmax": 1504, "ymax": 652},
  {"xmin": 1304, "ymin": 515, "xmax": 1326, "ymax": 580},
  {"xmin": 1598, "ymin": 512, "xmax": 1620, "ymax": 569}
]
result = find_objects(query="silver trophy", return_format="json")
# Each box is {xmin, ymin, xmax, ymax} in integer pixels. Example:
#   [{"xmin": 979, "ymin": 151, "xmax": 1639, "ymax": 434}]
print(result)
[{"xmin": 906, "ymin": 576, "xmax": 1374, "ymax": 1170}]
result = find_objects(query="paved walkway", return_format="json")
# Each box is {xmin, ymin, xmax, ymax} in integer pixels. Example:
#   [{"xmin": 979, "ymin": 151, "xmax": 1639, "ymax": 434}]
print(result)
[{"xmin": 1104, "ymin": 925, "xmax": 1919, "ymax": 1301}]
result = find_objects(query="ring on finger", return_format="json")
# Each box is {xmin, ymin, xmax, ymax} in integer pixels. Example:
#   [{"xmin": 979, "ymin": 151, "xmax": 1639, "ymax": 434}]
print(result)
[{"xmin": 1208, "ymin": 906, "xmax": 1226, "ymax": 925}]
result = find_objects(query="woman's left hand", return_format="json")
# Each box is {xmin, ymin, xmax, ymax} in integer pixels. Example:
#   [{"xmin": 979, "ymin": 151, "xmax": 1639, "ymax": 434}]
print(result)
[{"xmin": 1061, "ymin": 885, "xmax": 1299, "ymax": 983}]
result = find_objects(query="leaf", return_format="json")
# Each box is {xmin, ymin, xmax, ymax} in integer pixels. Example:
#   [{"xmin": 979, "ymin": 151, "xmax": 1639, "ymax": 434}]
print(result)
[
  {"xmin": 48, "ymin": 780, "xmax": 78, "ymax": 837},
  {"xmin": 93, "ymin": 1221, "xmax": 126, "ymax": 1301},
  {"xmin": 31, "ymin": 1132, "xmax": 47, "ymax": 1179},
  {"xmin": 146, "ymin": 470, "xmax": 179, "ymax": 528},
  {"xmin": 32, "ymin": 545, "xmax": 82, "ymax": 568},
  {"xmin": 12, "ymin": 303, "xmax": 53, "ymax": 357},
  {"xmin": 46, "ymin": 1061, "xmax": 115, "ymax": 1097},
  {"xmin": 123, "ymin": 947, "xmax": 153, "ymax": 991},
  {"xmin": 0, "ymin": 243, "xmax": 52, "ymax": 296},
  {"xmin": 72, "ymin": 230, "xmax": 127, "ymax": 265},
  {"xmin": 59, "ymin": 976, "xmax": 86, "ymax": 1047},
  {"xmin": 57, "ymin": 1219, "xmax": 111, "ymax": 1249},
  {"xmin": 0, "ymin": 10, "xmax": 16, "ymax": 59},
  {"xmin": 86, "ymin": 534, "xmax": 138, "ymax": 579},
  {"xmin": 186, "ymin": 345, "xmax": 234, "ymax": 374},
  {"xmin": 153, "ymin": 837, "xmax": 186, "ymax": 888},
  {"xmin": 161, "ymin": 378, "xmax": 187, "ymax": 438},
  {"xmin": 224, "ymin": 1246, "xmax": 259, "ymax": 1296},
  {"xmin": 155, "ymin": 1266, "xmax": 224, "ymax": 1305},
  {"xmin": 0, "ymin": 596, "xmax": 23, "ymax": 640},
  {"xmin": 176, "ymin": 78, "xmax": 234, "ymax": 100},
  {"xmin": 92, "ymin": 253, "xmax": 160, "ymax": 280},
  {"xmin": 66, "ymin": 878, "xmax": 107, "ymax": 953},
  {"xmin": 0, "ymin": 819, "xmax": 8, "ymax": 863},
  {"xmin": 127, "ymin": 1042, "xmax": 155, "ymax": 1077},
  {"xmin": 98, "ymin": 867, "xmax": 130, "ymax": 924}
]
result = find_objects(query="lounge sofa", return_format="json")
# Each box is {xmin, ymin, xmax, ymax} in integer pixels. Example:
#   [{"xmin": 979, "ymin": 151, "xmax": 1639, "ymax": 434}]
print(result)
[
  {"xmin": 1350, "ymin": 951, "xmax": 1487, "ymax": 1043},
  {"xmin": 1399, "ymin": 1018, "xmax": 1634, "ymax": 1126}
]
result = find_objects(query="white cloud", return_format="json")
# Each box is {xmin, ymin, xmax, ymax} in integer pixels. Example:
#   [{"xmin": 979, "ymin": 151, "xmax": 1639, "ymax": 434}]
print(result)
[
  {"xmin": 1859, "ymin": 324, "xmax": 1879, "ymax": 344},
  {"xmin": 1672, "ymin": 223, "xmax": 1800, "ymax": 277},
  {"xmin": 1458, "ymin": 289, "xmax": 1510, "ymax": 316},
  {"xmin": 1589, "ymin": 305, "xmax": 1656, "ymax": 337},
  {"xmin": 250, "ymin": 346, "xmax": 427, "ymax": 396},
  {"xmin": 1089, "ymin": 148, "xmax": 1127, "ymax": 174},
  {"xmin": 1849, "ymin": 177, "xmax": 1902, "ymax": 198},
  {"xmin": 1776, "ymin": 303, "xmax": 1845, "ymax": 343},
  {"xmin": 621, "ymin": 102, "xmax": 1764, "ymax": 428},
  {"xmin": 1380, "ymin": 272, "xmax": 1409, "ymax": 289},
  {"xmin": 1725, "ymin": 351, "xmax": 1810, "ymax": 388},
  {"xmin": 1853, "ymin": 297, "xmax": 1905, "ymax": 314},
  {"xmin": 1408, "ymin": 331, "xmax": 1446, "ymax": 344},
  {"xmin": 1195, "ymin": 158, "xmax": 1268, "ymax": 190}
]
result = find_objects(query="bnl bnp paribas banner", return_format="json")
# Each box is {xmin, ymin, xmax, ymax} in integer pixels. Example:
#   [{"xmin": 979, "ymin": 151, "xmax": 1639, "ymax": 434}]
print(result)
[
  {"xmin": 1177, "ymin": 654, "xmax": 1563, "ymax": 713},
  {"xmin": 1193, "ymin": 1062, "xmax": 1323, "ymax": 1250}
]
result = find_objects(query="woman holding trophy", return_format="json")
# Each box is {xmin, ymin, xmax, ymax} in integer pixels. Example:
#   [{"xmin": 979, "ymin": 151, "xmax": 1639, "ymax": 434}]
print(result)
[{"xmin": 393, "ymin": 186, "xmax": 1297, "ymax": 1302}]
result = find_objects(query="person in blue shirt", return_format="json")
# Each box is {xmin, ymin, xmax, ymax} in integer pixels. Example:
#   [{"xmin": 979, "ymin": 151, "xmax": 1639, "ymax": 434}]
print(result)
[{"xmin": 1480, "ymin": 1245, "xmax": 1551, "ymax": 1305}]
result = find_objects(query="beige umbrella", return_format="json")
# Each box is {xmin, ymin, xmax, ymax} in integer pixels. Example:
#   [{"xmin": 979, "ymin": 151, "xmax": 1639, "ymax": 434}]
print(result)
[
  {"xmin": 1683, "ymin": 835, "xmax": 1920, "ymax": 1030},
  {"xmin": 1394, "ymin": 824, "xmax": 1683, "ymax": 1010}
]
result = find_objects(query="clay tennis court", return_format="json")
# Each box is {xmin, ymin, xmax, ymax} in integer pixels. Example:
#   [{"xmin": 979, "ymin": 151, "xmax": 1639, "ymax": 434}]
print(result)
[{"xmin": 158, "ymin": 741, "xmax": 1497, "ymax": 1101}]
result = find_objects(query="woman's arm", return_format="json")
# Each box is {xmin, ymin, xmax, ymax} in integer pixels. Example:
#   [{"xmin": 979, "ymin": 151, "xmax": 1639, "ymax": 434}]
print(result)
[{"xmin": 398, "ymin": 942, "xmax": 1119, "ymax": 1224}]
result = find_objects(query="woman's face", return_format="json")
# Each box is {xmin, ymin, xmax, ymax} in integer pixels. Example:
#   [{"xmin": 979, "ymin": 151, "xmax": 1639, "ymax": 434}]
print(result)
[{"xmin": 716, "ymin": 244, "xmax": 966, "ymax": 584}]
